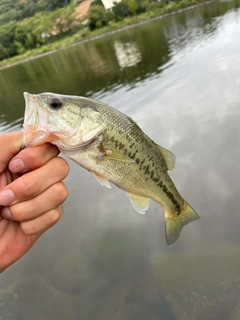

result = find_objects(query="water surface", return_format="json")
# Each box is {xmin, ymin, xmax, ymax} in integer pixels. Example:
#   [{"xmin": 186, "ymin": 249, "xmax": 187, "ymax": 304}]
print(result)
[{"xmin": 1, "ymin": 1, "xmax": 240, "ymax": 319}]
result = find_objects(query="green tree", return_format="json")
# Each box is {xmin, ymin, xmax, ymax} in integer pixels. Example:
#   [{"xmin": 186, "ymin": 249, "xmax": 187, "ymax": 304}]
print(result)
[
  {"xmin": 0, "ymin": 22, "xmax": 17, "ymax": 57},
  {"xmin": 112, "ymin": 0, "xmax": 150, "ymax": 17},
  {"xmin": 19, "ymin": 12, "xmax": 52, "ymax": 44},
  {"xmin": 0, "ymin": 0, "xmax": 78, "ymax": 61},
  {"xmin": 0, "ymin": 44, "xmax": 8, "ymax": 60},
  {"xmin": 21, "ymin": 1, "xmax": 38, "ymax": 19},
  {"xmin": 126, "ymin": 0, "xmax": 138, "ymax": 15},
  {"xmin": 112, "ymin": 0, "xmax": 129, "ymax": 20},
  {"xmin": 88, "ymin": 5, "xmax": 114, "ymax": 30},
  {"xmin": 0, "ymin": 8, "xmax": 19, "ymax": 22},
  {"xmin": 135, "ymin": 0, "xmax": 150, "ymax": 13},
  {"xmin": 14, "ymin": 24, "xmax": 37, "ymax": 53},
  {"xmin": 0, "ymin": 0, "xmax": 70, "ymax": 23},
  {"xmin": 37, "ymin": 0, "xmax": 69, "ymax": 11},
  {"xmin": 90, "ymin": 0, "xmax": 104, "ymax": 7}
]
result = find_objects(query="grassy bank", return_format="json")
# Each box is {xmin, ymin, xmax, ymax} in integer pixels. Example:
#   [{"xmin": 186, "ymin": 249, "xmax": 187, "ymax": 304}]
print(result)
[{"xmin": 0, "ymin": 0, "xmax": 212, "ymax": 69}]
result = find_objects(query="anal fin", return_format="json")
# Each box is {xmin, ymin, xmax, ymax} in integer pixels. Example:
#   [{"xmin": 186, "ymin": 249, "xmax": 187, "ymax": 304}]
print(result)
[
  {"xmin": 89, "ymin": 170, "xmax": 111, "ymax": 189},
  {"xmin": 126, "ymin": 193, "xmax": 149, "ymax": 214}
]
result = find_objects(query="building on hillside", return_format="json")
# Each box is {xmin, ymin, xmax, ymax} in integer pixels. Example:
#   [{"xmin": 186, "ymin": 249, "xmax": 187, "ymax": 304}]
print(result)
[{"xmin": 101, "ymin": 0, "xmax": 121, "ymax": 10}]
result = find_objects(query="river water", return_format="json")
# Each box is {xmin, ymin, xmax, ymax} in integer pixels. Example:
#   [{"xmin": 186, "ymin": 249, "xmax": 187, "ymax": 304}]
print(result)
[{"xmin": 1, "ymin": 0, "xmax": 240, "ymax": 319}]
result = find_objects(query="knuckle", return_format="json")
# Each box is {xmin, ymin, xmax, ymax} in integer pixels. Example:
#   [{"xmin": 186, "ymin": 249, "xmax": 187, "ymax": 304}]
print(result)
[
  {"xmin": 19, "ymin": 175, "xmax": 36, "ymax": 198},
  {"xmin": 23, "ymin": 148, "xmax": 44, "ymax": 168},
  {"xmin": 11, "ymin": 205, "xmax": 25, "ymax": 221},
  {"xmin": 20, "ymin": 208, "xmax": 62, "ymax": 236},
  {"xmin": 12, "ymin": 197, "xmax": 41, "ymax": 222},
  {"xmin": 52, "ymin": 182, "xmax": 68, "ymax": 204},
  {"xmin": 54, "ymin": 157, "xmax": 70, "ymax": 178},
  {"xmin": 20, "ymin": 222, "xmax": 35, "ymax": 236},
  {"xmin": 49, "ymin": 208, "xmax": 62, "ymax": 225}
]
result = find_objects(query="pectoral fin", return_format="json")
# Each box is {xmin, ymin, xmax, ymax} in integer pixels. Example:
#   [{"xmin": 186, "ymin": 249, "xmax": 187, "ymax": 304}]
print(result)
[
  {"xmin": 126, "ymin": 193, "xmax": 149, "ymax": 214},
  {"xmin": 104, "ymin": 149, "xmax": 134, "ymax": 162},
  {"xmin": 89, "ymin": 170, "xmax": 111, "ymax": 189},
  {"xmin": 156, "ymin": 145, "xmax": 176, "ymax": 171}
]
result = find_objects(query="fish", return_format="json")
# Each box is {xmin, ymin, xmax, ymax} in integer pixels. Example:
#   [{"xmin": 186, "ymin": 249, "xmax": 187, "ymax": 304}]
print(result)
[{"xmin": 22, "ymin": 92, "xmax": 200, "ymax": 245}]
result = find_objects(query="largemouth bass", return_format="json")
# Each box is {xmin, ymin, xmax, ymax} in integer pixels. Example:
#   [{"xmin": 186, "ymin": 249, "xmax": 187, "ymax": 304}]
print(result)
[{"xmin": 22, "ymin": 92, "xmax": 199, "ymax": 245}]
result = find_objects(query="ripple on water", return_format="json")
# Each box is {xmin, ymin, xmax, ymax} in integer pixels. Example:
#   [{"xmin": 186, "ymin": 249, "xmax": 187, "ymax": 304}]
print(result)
[{"xmin": 0, "ymin": 116, "xmax": 23, "ymax": 134}]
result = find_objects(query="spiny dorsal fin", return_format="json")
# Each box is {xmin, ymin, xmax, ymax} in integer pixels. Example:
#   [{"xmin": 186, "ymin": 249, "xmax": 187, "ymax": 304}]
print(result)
[{"xmin": 156, "ymin": 145, "xmax": 176, "ymax": 171}]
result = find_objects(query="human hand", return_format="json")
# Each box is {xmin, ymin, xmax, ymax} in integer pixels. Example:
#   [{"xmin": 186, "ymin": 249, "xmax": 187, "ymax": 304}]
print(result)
[{"xmin": 0, "ymin": 131, "xmax": 69, "ymax": 272}]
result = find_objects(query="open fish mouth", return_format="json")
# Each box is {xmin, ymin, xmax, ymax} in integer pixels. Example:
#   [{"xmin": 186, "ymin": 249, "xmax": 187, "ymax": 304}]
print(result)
[{"xmin": 22, "ymin": 92, "xmax": 58, "ymax": 147}]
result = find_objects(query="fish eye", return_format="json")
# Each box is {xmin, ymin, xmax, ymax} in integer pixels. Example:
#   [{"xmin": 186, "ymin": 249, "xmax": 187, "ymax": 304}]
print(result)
[{"xmin": 49, "ymin": 98, "xmax": 63, "ymax": 110}]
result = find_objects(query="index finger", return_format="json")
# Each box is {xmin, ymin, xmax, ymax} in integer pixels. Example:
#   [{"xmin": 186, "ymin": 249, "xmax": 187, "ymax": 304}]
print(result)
[
  {"xmin": 0, "ymin": 156, "xmax": 69, "ymax": 207},
  {"xmin": 0, "ymin": 132, "xmax": 23, "ymax": 174},
  {"xmin": 9, "ymin": 143, "xmax": 60, "ymax": 173}
]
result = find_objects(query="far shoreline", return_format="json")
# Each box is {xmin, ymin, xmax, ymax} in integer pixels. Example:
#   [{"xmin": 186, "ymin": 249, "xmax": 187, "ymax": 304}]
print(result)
[{"xmin": 0, "ymin": 0, "xmax": 214, "ymax": 71}]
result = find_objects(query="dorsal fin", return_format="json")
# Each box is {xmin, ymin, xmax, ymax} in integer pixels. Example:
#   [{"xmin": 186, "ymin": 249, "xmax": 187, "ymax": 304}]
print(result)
[{"xmin": 156, "ymin": 145, "xmax": 176, "ymax": 171}]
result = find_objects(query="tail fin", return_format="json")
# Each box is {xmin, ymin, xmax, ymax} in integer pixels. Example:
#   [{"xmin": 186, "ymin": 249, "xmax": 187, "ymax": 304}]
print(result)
[{"xmin": 165, "ymin": 201, "xmax": 200, "ymax": 245}]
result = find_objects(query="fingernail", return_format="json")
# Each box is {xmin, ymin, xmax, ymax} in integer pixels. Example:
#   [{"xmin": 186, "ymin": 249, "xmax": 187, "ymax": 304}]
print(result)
[
  {"xmin": 9, "ymin": 159, "xmax": 25, "ymax": 173},
  {"xmin": 0, "ymin": 207, "xmax": 12, "ymax": 220},
  {"xmin": 0, "ymin": 189, "xmax": 16, "ymax": 206}
]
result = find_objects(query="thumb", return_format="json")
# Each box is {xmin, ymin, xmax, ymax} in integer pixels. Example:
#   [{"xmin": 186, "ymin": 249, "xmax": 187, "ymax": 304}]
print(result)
[{"xmin": 0, "ymin": 131, "xmax": 23, "ymax": 173}]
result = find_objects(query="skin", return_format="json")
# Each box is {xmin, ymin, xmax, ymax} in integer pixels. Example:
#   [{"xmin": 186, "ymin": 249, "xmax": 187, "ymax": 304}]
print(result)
[{"xmin": 0, "ymin": 131, "xmax": 69, "ymax": 273}]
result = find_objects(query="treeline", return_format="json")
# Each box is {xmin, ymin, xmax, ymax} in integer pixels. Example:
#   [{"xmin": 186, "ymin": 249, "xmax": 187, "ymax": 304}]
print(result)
[
  {"xmin": 0, "ymin": 0, "xmax": 69, "ymax": 24},
  {"xmin": 0, "ymin": 6, "xmax": 76, "ymax": 60},
  {"xmin": 0, "ymin": 0, "xmax": 202, "ymax": 63},
  {"xmin": 0, "ymin": 0, "xmax": 76, "ymax": 60},
  {"xmin": 88, "ymin": 0, "xmax": 169, "ymax": 30}
]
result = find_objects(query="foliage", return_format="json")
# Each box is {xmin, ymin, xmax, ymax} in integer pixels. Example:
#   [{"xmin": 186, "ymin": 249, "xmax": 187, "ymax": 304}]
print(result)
[
  {"xmin": 0, "ymin": 5, "xmax": 76, "ymax": 60},
  {"xmin": 135, "ymin": 0, "xmax": 151, "ymax": 13},
  {"xmin": 91, "ymin": 0, "xmax": 105, "ymax": 7},
  {"xmin": 87, "ymin": 5, "xmax": 114, "ymax": 30},
  {"xmin": 112, "ymin": 0, "xmax": 129, "ymax": 20},
  {"xmin": 0, "ymin": 22, "xmax": 16, "ymax": 59},
  {"xmin": 112, "ymin": 0, "xmax": 151, "ymax": 18},
  {"xmin": 126, "ymin": 0, "xmax": 138, "ymax": 14},
  {"xmin": 50, "ymin": 7, "xmax": 77, "ymax": 34},
  {"xmin": 0, "ymin": 0, "xmax": 69, "ymax": 23},
  {"xmin": 0, "ymin": 0, "xmax": 210, "ymax": 65}
]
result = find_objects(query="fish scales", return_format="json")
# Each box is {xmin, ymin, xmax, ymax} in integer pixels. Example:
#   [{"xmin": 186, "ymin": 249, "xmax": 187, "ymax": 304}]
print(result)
[
  {"xmin": 93, "ymin": 101, "xmax": 182, "ymax": 212},
  {"xmin": 22, "ymin": 92, "xmax": 200, "ymax": 245}
]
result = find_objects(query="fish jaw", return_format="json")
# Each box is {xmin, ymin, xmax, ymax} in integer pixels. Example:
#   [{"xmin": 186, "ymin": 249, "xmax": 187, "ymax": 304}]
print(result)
[{"xmin": 23, "ymin": 92, "xmax": 58, "ymax": 147}]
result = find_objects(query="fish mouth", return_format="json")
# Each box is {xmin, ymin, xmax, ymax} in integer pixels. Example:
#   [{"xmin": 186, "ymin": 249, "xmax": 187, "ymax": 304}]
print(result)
[{"xmin": 22, "ymin": 92, "xmax": 58, "ymax": 147}]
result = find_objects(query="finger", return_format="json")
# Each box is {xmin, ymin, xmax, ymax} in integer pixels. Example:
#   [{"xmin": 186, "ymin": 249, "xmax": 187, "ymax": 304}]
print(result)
[
  {"xmin": 20, "ymin": 205, "xmax": 63, "ymax": 236},
  {"xmin": 0, "ymin": 170, "xmax": 19, "ymax": 210},
  {"xmin": 0, "ymin": 157, "xmax": 69, "ymax": 206},
  {"xmin": 1, "ymin": 182, "xmax": 68, "ymax": 222},
  {"xmin": 9, "ymin": 144, "xmax": 60, "ymax": 174},
  {"xmin": 0, "ymin": 132, "xmax": 23, "ymax": 173},
  {"xmin": 0, "ymin": 170, "xmax": 14, "ymax": 189}
]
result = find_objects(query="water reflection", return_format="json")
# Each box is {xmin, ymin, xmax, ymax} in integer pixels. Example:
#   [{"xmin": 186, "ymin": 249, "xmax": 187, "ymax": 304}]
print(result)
[
  {"xmin": 113, "ymin": 40, "xmax": 142, "ymax": 68},
  {"xmin": 0, "ymin": 114, "xmax": 23, "ymax": 134},
  {"xmin": 1, "ymin": 0, "xmax": 240, "ymax": 319}
]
